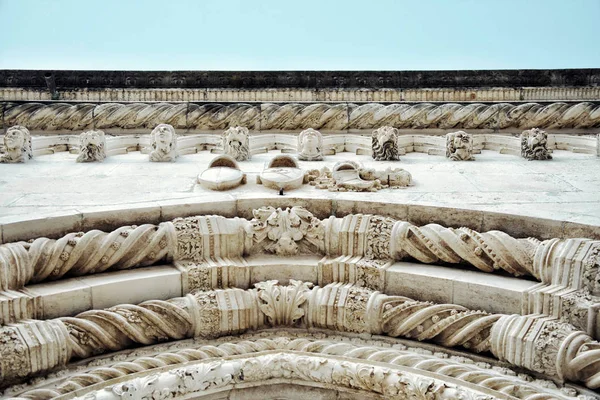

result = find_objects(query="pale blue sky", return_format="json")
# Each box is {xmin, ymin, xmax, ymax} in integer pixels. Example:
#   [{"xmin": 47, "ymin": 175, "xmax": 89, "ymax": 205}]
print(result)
[{"xmin": 0, "ymin": 0, "xmax": 598, "ymax": 70}]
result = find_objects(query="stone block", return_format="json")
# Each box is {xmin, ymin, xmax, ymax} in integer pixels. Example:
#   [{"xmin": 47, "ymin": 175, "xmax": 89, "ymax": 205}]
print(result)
[
  {"xmin": 482, "ymin": 212, "xmax": 563, "ymax": 239},
  {"xmin": 159, "ymin": 197, "xmax": 237, "ymax": 220},
  {"xmin": 407, "ymin": 204, "xmax": 483, "ymax": 230},
  {"xmin": 81, "ymin": 202, "xmax": 162, "ymax": 232},
  {"xmin": 0, "ymin": 209, "xmax": 83, "ymax": 242},
  {"xmin": 78, "ymin": 265, "xmax": 182, "ymax": 310},
  {"xmin": 385, "ymin": 262, "xmax": 454, "ymax": 304},
  {"xmin": 26, "ymin": 277, "xmax": 92, "ymax": 319}
]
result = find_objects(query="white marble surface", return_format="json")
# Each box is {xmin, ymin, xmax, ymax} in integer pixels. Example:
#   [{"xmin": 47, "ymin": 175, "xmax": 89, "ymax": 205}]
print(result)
[{"xmin": 0, "ymin": 149, "xmax": 598, "ymax": 226}]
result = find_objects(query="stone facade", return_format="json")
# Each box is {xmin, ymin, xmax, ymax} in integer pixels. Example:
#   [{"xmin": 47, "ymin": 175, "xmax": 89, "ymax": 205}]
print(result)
[{"xmin": 1, "ymin": 68, "xmax": 600, "ymax": 399}]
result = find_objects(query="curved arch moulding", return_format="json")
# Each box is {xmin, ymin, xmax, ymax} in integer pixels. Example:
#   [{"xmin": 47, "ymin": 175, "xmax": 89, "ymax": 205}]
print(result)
[{"xmin": 1, "ymin": 199, "xmax": 600, "ymax": 399}]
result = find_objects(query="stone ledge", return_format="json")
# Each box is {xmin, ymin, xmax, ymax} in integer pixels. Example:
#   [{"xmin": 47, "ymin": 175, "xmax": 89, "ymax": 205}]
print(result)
[
  {"xmin": 2, "ymin": 68, "xmax": 599, "ymax": 89},
  {"xmin": 17, "ymin": 258, "xmax": 536, "ymax": 320},
  {"xmin": 1, "ymin": 199, "xmax": 598, "ymax": 244}
]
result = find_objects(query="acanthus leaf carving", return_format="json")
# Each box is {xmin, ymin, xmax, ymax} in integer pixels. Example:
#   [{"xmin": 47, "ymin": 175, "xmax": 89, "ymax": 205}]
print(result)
[
  {"xmin": 254, "ymin": 279, "xmax": 313, "ymax": 326},
  {"xmin": 247, "ymin": 206, "xmax": 324, "ymax": 255}
]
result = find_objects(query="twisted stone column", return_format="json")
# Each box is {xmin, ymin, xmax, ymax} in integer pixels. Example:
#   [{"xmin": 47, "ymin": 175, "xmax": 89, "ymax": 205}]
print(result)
[
  {"xmin": 491, "ymin": 314, "xmax": 600, "ymax": 389},
  {"xmin": 325, "ymin": 214, "xmax": 542, "ymax": 278},
  {"xmin": 390, "ymin": 222, "xmax": 540, "ymax": 278},
  {"xmin": 0, "ymin": 209, "xmax": 598, "ymax": 292},
  {"xmin": 8, "ymin": 223, "xmax": 177, "ymax": 287},
  {"xmin": 61, "ymin": 287, "xmax": 262, "ymax": 359},
  {"xmin": 307, "ymin": 283, "xmax": 499, "ymax": 353},
  {"xmin": 5, "ymin": 102, "xmax": 600, "ymax": 131},
  {"xmin": 0, "ymin": 320, "xmax": 70, "ymax": 387},
  {"xmin": 2, "ymin": 282, "xmax": 600, "ymax": 390}
]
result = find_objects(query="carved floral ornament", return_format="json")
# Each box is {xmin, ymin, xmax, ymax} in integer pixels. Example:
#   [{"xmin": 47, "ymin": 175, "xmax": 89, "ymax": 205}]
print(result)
[
  {"xmin": 1, "ymin": 207, "xmax": 600, "ymax": 396},
  {"xmin": 1, "ymin": 280, "xmax": 600, "ymax": 396},
  {"xmin": 6, "ymin": 331, "xmax": 596, "ymax": 400}
]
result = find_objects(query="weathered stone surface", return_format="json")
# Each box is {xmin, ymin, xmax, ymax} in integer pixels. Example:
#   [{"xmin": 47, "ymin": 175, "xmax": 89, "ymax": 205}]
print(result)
[
  {"xmin": 446, "ymin": 130, "xmax": 474, "ymax": 161},
  {"xmin": 258, "ymin": 155, "xmax": 305, "ymax": 191},
  {"xmin": 197, "ymin": 155, "xmax": 246, "ymax": 191},
  {"xmin": 521, "ymin": 127, "xmax": 552, "ymax": 160},
  {"xmin": 76, "ymin": 130, "xmax": 106, "ymax": 163},
  {"xmin": 0, "ymin": 125, "xmax": 32, "ymax": 163},
  {"xmin": 2, "ymin": 69, "xmax": 598, "ymax": 89},
  {"xmin": 149, "ymin": 123, "xmax": 178, "ymax": 162},
  {"xmin": 4, "ymin": 102, "xmax": 600, "ymax": 131},
  {"xmin": 298, "ymin": 128, "xmax": 324, "ymax": 161}
]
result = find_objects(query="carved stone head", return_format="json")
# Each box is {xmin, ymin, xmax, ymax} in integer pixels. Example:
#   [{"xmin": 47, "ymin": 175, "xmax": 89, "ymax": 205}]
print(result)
[
  {"xmin": 446, "ymin": 131, "xmax": 474, "ymax": 161},
  {"xmin": 298, "ymin": 128, "xmax": 323, "ymax": 161},
  {"xmin": 372, "ymin": 126, "xmax": 399, "ymax": 161},
  {"xmin": 521, "ymin": 128, "xmax": 552, "ymax": 161},
  {"xmin": 223, "ymin": 126, "xmax": 250, "ymax": 161},
  {"xmin": 76, "ymin": 130, "xmax": 106, "ymax": 163},
  {"xmin": 150, "ymin": 124, "xmax": 178, "ymax": 162},
  {"xmin": 1, "ymin": 125, "xmax": 33, "ymax": 163}
]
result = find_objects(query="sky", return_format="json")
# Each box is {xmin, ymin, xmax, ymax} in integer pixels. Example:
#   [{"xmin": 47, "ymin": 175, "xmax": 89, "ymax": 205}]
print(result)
[{"xmin": 0, "ymin": 0, "xmax": 598, "ymax": 71}]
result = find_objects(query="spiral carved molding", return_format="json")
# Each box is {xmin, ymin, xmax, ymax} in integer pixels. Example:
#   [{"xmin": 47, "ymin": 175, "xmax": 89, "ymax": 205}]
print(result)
[
  {"xmin": 0, "ymin": 224, "xmax": 177, "ymax": 289},
  {"xmin": 17, "ymin": 334, "xmax": 587, "ymax": 400},
  {"xmin": 3, "ymin": 101, "xmax": 600, "ymax": 131},
  {"xmin": 2, "ymin": 281, "xmax": 600, "ymax": 391},
  {"xmin": 2, "ymin": 208, "xmax": 600, "ymax": 292}
]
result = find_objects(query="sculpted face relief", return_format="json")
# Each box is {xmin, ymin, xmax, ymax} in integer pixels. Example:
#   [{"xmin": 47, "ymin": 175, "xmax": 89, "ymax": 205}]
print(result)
[
  {"xmin": 150, "ymin": 124, "xmax": 178, "ymax": 162},
  {"xmin": 298, "ymin": 128, "xmax": 323, "ymax": 161},
  {"xmin": 446, "ymin": 131, "xmax": 475, "ymax": 161},
  {"xmin": 372, "ymin": 126, "xmax": 400, "ymax": 161},
  {"xmin": 222, "ymin": 126, "xmax": 250, "ymax": 161},
  {"xmin": 76, "ymin": 130, "xmax": 106, "ymax": 163},
  {"xmin": 521, "ymin": 128, "xmax": 552, "ymax": 160},
  {"xmin": 1, "ymin": 125, "xmax": 33, "ymax": 163}
]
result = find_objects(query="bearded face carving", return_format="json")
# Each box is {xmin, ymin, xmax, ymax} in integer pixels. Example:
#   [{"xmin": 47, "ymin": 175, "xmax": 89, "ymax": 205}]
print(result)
[
  {"xmin": 76, "ymin": 130, "xmax": 106, "ymax": 163},
  {"xmin": 521, "ymin": 128, "xmax": 552, "ymax": 161},
  {"xmin": 372, "ymin": 126, "xmax": 400, "ymax": 161},
  {"xmin": 0, "ymin": 125, "xmax": 33, "ymax": 163},
  {"xmin": 298, "ymin": 128, "xmax": 323, "ymax": 161},
  {"xmin": 223, "ymin": 126, "xmax": 250, "ymax": 161},
  {"xmin": 149, "ymin": 124, "xmax": 178, "ymax": 162},
  {"xmin": 446, "ymin": 131, "xmax": 474, "ymax": 161}
]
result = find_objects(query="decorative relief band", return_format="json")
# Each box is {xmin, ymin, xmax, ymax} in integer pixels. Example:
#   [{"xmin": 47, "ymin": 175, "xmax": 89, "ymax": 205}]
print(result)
[
  {"xmin": 2, "ymin": 281, "xmax": 599, "ymax": 390},
  {"xmin": 3, "ymin": 101, "xmax": 600, "ymax": 131},
  {"xmin": 20, "ymin": 223, "xmax": 176, "ymax": 285},
  {"xmin": 16, "ymin": 333, "xmax": 587, "ymax": 400},
  {"xmin": 2, "ymin": 208, "xmax": 600, "ymax": 291}
]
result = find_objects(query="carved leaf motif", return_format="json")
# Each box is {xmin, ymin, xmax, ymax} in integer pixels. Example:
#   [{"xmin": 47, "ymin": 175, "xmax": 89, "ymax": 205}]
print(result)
[
  {"xmin": 255, "ymin": 280, "xmax": 313, "ymax": 325},
  {"xmin": 400, "ymin": 375, "xmax": 445, "ymax": 400},
  {"xmin": 249, "ymin": 206, "xmax": 323, "ymax": 255}
]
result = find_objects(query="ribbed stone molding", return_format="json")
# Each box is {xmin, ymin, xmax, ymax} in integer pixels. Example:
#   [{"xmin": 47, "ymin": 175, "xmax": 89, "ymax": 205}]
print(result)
[
  {"xmin": 0, "ymin": 223, "xmax": 177, "ymax": 288},
  {"xmin": 16, "ymin": 333, "xmax": 590, "ymax": 400},
  {"xmin": 3, "ymin": 101, "xmax": 600, "ymax": 131},
  {"xmin": 491, "ymin": 314, "xmax": 600, "ymax": 389},
  {"xmin": 2, "ymin": 209, "xmax": 600, "ymax": 291},
  {"xmin": 0, "ymin": 320, "xmax": 70, "ymax": 386},
  {"xmin": 2, "ymin": 281, "xmax": 600, "ymax": 390},
  {"xmin": 52, "ymin": 354, "xmax": 497, "ymax": 400}
]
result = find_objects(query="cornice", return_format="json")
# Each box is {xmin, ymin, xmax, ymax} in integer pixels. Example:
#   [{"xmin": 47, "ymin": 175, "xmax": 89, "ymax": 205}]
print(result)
[{"xmin": 1, "ymin": 69, "xmax": 599, "ymax": 90}]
